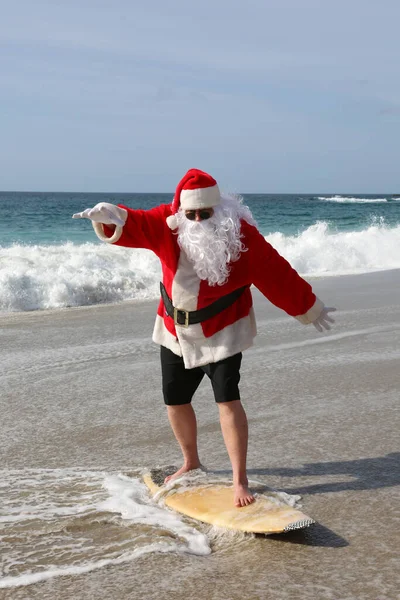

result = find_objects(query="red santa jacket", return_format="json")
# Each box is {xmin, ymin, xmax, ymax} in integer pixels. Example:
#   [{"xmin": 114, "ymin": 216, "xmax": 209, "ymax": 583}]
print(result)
[{"xmin": 94, "ymin": 203, "xmax": 323, "ymax": 368}]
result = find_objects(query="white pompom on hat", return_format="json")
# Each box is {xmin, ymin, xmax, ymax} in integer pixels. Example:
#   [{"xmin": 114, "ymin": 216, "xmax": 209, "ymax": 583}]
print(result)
[{"xmin": 166, "ymin": 168, "xmax": 221, "ymax": 230}]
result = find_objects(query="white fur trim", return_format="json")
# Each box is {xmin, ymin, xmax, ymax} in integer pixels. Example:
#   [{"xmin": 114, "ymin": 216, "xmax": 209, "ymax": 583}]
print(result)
[
  {"xmin": 152, "ymin": 314, "xmax": 182, "ymax": 356},
  {"xmin": 166, "ymin": 214, "xmax": 178, "ymax": 230},
  {"xmin": 295, "ymin": 297, "xmax": 325, "ymax": 325},
  {"xmin": 176, "ymin": 310, "xmax": 256, "ymax": 369},
  {"xmin": 180, "ymin": 184, "xmax": 220, "ymax": 209},
  {"xmin": 171, "ymin": 252, "xmax": 201, "ymax": 312},
  {"xmin": 153, "ymin": 307, "xmax": 256, "ymax": 369},
  {"xmin": 92, "ymin": 222, "xmax": 123, "ymax": 244}
]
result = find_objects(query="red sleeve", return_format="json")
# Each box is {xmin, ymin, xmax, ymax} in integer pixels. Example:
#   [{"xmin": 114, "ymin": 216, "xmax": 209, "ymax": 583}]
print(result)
[
  {"xmin": 247, "ymin": 224, "xmax": 316, "ymax": 317},
  {"xmin": 102, "ymin": 204, "xmax": 169, "ymax": 255}
]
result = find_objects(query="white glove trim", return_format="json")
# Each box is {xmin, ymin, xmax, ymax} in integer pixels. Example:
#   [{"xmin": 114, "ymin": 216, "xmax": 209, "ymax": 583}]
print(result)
[
  {"xmin": 295, "ymin": 297, "xmax": 325, "ymax": 325},
  {"xmin": 92, "ymin": 222, "xmax": 124, "ymax": 244}
]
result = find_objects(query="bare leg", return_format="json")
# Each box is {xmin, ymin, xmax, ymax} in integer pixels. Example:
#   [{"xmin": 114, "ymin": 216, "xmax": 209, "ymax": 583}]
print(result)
[
  {"xmin": 164, "ymin": 404, "xmax": 202, "ymax": 483},
  {"xmin": 218, "ymin": 400, "xmax": 255, "ymax": 507}
]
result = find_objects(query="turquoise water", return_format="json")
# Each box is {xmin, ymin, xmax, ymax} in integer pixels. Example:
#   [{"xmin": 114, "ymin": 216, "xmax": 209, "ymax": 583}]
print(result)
[{"xmin": 2, "ymin": 192, "xmax": 399, "ymax": 247}]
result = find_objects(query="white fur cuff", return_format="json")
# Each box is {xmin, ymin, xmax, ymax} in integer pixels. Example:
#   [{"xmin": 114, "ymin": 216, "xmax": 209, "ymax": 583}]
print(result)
[
  {"xmin": 92, "ymin": 222, "xmax": 123, "ymax": 244},
  {"xmin": 295, "ymin": 297, "xmax": 325, "ymax": 325}
]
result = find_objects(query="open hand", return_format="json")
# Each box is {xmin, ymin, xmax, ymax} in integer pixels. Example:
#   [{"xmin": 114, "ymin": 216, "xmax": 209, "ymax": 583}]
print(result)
[
  {"xmin": 72, "ymin": 202, "xmax": 127, "ymax": 227},
  {"xmin": 312, "ymin": 307, "xmax": 336, "ymax": 332}
]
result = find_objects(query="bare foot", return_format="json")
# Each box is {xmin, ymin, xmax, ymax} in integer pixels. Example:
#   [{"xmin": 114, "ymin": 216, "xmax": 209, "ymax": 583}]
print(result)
[
  {"xmin": 164, "ymin": 463, "xmax": 201, "ymax": 485},
  {"xmin": 234, "ymin": 483, "xmax": 255, "ymax": 507}
]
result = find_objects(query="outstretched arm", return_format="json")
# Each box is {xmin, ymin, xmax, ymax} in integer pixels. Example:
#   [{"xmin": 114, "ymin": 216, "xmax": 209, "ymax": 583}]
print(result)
[
  {"xmin": 247, "ymin": 225, "xmax": 335, "ymax": 329},
  {"xmin": 73, "ymin": 202, "xmax": 169, "ymax": 254}
]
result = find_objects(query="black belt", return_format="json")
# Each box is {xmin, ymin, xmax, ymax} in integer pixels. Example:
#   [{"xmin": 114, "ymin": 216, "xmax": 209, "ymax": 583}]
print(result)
[{"xmin": 160, "ymin": 282, "xmax": 247, "ymax": 327}]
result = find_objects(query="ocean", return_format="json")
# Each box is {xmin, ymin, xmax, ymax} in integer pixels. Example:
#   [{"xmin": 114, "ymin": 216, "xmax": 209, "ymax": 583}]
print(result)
[{"xmin": 1, "ymin": 191, "xmax": 400, "ymax": 312}]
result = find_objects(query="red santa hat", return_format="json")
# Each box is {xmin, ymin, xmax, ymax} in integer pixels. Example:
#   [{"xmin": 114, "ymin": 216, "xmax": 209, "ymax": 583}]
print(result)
[{"xmin": 166, "ymin": 168, "xmax": 221, "ymax": 230}]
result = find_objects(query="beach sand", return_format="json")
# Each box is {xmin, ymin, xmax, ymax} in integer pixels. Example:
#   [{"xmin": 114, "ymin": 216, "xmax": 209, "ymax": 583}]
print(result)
[{"xmin": 1, "ymin": 269, "xmax": 399, "ymax": 599}]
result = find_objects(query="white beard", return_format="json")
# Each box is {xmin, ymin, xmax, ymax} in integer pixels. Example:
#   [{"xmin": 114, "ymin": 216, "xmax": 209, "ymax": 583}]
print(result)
[{"xmin": 176, "ymin": 193, "xmax": 256, "ymax": 286}]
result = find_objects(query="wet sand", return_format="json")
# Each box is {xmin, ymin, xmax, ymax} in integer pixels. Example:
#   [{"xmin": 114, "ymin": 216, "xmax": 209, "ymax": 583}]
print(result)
[{"xmin": 1, "ymin": 269, "xmax": 399, "ymax": 599}]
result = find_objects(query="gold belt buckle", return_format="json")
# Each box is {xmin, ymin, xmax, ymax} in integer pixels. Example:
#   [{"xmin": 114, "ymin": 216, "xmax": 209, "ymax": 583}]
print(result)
[{"xmin": 173, "ymin": 307, "xmax": 189, "ymax": 328}]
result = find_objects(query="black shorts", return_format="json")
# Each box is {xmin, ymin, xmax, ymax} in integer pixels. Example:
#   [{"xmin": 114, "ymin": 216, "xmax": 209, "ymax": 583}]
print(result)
[{"xmin": 160, "ymin": 345, "xmax": 242, "ymax": 406}]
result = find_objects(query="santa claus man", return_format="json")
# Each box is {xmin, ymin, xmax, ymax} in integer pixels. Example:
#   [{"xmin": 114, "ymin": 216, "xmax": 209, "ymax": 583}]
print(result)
[{"xmin": 73, "ymin": 168, "xmax": 335, "ymax": 507}]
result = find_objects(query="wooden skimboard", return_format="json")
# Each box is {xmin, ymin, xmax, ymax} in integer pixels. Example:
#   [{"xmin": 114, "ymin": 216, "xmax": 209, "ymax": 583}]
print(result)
[{"xmin": 143, "ymin": 469, "xmax": 315, "ymax": 534}]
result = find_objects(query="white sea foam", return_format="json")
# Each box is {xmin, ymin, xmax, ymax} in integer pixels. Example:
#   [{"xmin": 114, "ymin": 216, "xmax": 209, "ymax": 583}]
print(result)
[
  {"xmin": 99, "ymin": 474, "xmax": 210, "ymax": 556},
  {"xmin": 1, "ymin": 221, "xmax": 399, "ymax": 312},
  {"xmin": 0, "ymin": 241, "xmax": 161, "ymax": 312},
  {"xmin": 0, "ymin": 469, "xmax": 210, "ymax": 590},
  {"xmin": 0, "ymin": 543, "xmax": 187, "ymax": 589},
  {"xmin": 266, "ymin": 221, "xmax": 400, "ymax": 278},
  {"xmin": 317, "ymin": 195, "xmax": 388, "ymax": 203}
]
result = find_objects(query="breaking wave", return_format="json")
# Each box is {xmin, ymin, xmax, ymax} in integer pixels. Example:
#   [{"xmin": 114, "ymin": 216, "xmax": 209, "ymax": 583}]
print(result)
[
  {"xmin": 317, "ymin": 195, "xmax": 389, "ymax": 203},
  {"xmin": 1, "ymin": 221, "xmax": 399, "ymax": 312}
]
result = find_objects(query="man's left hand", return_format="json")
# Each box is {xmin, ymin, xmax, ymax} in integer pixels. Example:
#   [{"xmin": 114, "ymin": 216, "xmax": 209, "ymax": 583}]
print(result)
[{"xmin": 312, "ymin": 307, "xmax": 336, "ymax": 332}]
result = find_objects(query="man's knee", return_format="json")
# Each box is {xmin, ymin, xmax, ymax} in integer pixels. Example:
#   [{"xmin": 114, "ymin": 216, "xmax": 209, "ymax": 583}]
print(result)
[{"xmin": 217, "ymin": 399, "xmax": 242, "ymax": 411}]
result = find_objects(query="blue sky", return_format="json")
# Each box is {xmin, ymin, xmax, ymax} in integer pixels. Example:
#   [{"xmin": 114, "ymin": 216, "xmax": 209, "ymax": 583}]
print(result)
[{"xmin": 1, "ymin": 0, "xmax": 399, "ymax": 192}]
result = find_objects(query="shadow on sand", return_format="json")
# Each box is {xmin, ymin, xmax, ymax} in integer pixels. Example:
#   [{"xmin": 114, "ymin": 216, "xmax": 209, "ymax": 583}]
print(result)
[
  {"xmin": 263, "ymin": 523, "xmax": 349, "ymax": 548},
  {"xmin": 215, "ymin": 452, "xmax": 399, "ymax": 495},
  {"xmin": 246, "ymin": 452, "xmax": 400, "ymax": 495}
]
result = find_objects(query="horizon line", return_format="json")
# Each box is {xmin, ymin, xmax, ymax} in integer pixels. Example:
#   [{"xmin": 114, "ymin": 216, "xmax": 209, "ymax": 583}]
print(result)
[{"xmin": 1, "ymin": 190, "xmax": 398, "ymax": 196}]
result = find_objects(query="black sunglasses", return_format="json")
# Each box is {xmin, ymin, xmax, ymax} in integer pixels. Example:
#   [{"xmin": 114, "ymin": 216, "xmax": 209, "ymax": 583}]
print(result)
[{"xmin": 185, "ymin": 209, "xmax": 213, "ymax": 221}]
